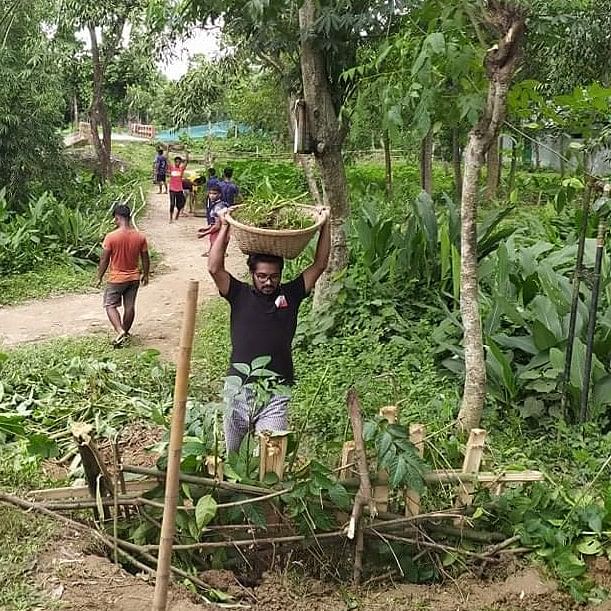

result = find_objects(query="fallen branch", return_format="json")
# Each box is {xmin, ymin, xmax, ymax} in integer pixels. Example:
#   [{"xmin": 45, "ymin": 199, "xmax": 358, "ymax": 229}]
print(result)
[
  {"xmin": 38, "ymin": 498, "xmax": 144, "ymax": 510},
  {"xmin": 141, "ymin": 530, "xmax": 344, "ymax": 552},
  {"xmin": 483, "ymin": 534, "xmax": 520, "ymax": 555},
  {"xmin": 123, "ymin": 465, "xmax": 271, "ymax": 496},
  {"xmin": 136, "ymin": 488, "xmax": 288, "ymax": 511}
]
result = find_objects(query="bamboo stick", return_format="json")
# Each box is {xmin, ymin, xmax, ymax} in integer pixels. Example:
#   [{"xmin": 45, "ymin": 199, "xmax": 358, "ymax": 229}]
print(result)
[
  {"xmin": 39, "ymin": 497, "xmax": 144, "ymax": 510},
  {"xmin": 142, "ymin": 530, "xmax": 344, "ymax": 552},
  {"xmin": 122, "ymin": 465, "xmax": 271, "ymax": 496},
  {"xmin": 152, "ymin": 280, "xmax": 199, "ymax": 611},
  {"xmin": 137, "ymin": 488, "xmax": 287, "ymax": 512},
  {"xmin": 455, "ymin": 429, "xmax": 487, "ymax": 510}
]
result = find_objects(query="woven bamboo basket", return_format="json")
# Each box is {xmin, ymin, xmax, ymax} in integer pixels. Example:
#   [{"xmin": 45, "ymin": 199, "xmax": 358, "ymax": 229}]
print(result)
[{"xmin": 226, "ymin": 204, "xmax": 325, "ymax": 259}]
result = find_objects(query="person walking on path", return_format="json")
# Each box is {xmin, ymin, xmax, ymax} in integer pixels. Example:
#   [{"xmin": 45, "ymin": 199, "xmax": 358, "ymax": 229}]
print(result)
[
  {"xmin": 220, "ymin": 167, "xmax": 240, "ymax": 206},
  {"xmin": 97, "ymin": 205, "xmax": 150, "ymax": 347},
  {"xmin": 208, "ymin": 207, "xmax": 330, "ymax": 452},
  {"xmin": 168, "ymin": 153, "xmax": 189, "ymax": 222},
  {"xmin": 207, "ymin": 167, "xmax": 221, "ymax": 191},
  {"xmin": 153, "ymin": 148, "xmax": 168, "ymax": 194}
]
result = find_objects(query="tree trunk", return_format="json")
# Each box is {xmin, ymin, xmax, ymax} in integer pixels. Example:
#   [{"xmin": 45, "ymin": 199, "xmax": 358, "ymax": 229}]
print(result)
[
  {"xmin": 420, "ymin": 129, "xmax": 433, "ymax": 194},
  {"xmin": 298, "ymin": 0, "xmax": 349, "ymax": 307},
  {"xmin": 88, "ymin": 24, "xmax": 112, "ymax": 181},
  {"xmin": 73, "ymin": 95, "xmax": 79, "ymax": 130},
  {"xmin": 383, "ymin": 129, "xmax": 392, "ymax": 198},
  {"xmin": 452, "ymin": 127, "xmax": 463, "ymax": 200},
  {"xmin": 485, "ymin": 136, "xmax": 500, "ymax": 200},
  {"xmin": 508, "ymin": 139, "xmax": 518, "ymax": 194},
  {"xmin": 288, "ymin": 93, "xmax": 323, "ymax": 206},
  {"xmin": 497, "ymin": 143, "xmax": 503, "ymax": 192},
  {"xmin": 456, "ymin": 4, "xmax": 526, "ymax": 434},
  {"xmin": 298, "ymin": 155, "xmax": 323, "ymax": 207},
  {"xmin": 559, "ymin": 134, "xmax": 566, "ymax": 177}
]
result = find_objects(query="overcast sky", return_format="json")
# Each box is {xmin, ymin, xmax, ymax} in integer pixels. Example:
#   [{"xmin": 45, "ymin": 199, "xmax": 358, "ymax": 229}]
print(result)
[
  {"xmin": 76, "ymin": 26, "xmax": 221, "ymax": 82},
  {"xmin": 161, "ymin": 28, "xmax": 221, "ymax": 80}
]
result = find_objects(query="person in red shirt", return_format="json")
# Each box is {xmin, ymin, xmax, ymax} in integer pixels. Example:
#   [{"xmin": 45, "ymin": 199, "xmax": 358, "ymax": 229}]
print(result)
[
  {"xmin": 97, "ymin": 205, "xmax": 150, "ymax": 346},
  {"xmin": 167, "ymin": 153, "xmax": 189, "ymax": 222}
]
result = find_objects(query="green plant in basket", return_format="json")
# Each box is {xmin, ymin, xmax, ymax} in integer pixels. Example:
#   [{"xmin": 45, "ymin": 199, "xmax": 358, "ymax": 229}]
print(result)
[{"xmin": 232, "ymin": 194, "xmax": 315, "ymax": 231}]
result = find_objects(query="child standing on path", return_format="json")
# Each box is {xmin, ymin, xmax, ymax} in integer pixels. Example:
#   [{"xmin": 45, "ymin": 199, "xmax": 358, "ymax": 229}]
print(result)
[
  {"xmin": 153, "ymin": 148, "xmax": 168, "ymax": 194},
  {"xmin": 167, "ymin": 153, "xmax": 189, "ymax": 222},
  {"xmin": 197, "ymin": 185, "xmax": 228, "ymax": 256}
]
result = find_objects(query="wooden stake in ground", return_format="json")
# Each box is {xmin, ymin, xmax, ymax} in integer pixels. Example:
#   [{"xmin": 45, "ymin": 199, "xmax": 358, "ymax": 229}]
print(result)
[
  {"xmin": 346, "ymin": 389, "xmax": 376, "ymax": 585},
  {"xmin": 454, "ymin": 428, "xmax": 487, "ymax": 525},
  {"xmin": 405, "ymin": 424, "xmax": 425, "ymax": 516},
  {"xmin": 152, "ymin": 280, "xmax": 199, "ymax": 611}
]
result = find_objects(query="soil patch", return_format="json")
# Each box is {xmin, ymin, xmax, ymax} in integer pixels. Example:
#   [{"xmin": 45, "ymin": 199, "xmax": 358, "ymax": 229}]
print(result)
[{"xmin": 35, "ymin": 531, "xmax": 212, "ymax": 611}]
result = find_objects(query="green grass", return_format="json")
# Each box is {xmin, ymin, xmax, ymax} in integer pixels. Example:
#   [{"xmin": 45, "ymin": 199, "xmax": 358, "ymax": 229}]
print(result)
[
  {"xmin": 0, "ymin": 505, "xmax": 58, "ymax": 611},
  {"xmin": 0, "ymin": 441, "xmax": 59, "ymax": 610},
  {"xmin": 0, "ymin": 262, "xmax": 96, "ymax": 306}
]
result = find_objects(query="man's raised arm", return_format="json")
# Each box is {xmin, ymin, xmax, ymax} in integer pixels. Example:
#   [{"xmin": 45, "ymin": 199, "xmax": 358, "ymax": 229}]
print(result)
[
  {"xmin": 208, "ymin": 215, "xmax": 231, "ymax": 296},
  {"xmin": 303, "ymin": 210, "xmax": 330, "ymax": 293}
]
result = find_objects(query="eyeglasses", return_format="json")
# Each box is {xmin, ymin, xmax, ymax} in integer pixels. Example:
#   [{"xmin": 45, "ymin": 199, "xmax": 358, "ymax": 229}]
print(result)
[{"xmin": 254, "ymin": 273, "xmax": 281, "ymax": 282}]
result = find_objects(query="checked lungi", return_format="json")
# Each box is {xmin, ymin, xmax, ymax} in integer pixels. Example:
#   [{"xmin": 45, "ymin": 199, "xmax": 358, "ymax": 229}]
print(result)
[{"xmin": 224, "ymin": 386, "xmax": 289, "ymax": 453}]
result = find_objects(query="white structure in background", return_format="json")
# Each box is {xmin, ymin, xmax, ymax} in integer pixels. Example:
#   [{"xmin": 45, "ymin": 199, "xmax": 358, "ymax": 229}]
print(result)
[{"xmin": 500, "ymin": 134, "xmax": 611, "ymax": 176}]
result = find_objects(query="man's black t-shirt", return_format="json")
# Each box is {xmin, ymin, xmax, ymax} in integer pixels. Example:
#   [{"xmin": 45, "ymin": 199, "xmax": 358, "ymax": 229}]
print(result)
[{"xmin": 223, "ymin": 274, "xmax": 308, "ymax": 384}]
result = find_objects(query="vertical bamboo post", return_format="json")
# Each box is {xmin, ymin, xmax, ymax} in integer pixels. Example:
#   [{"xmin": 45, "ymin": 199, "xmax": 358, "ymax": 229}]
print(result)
[
  {"xmin": 373, "ymin": 406, "xmax": 398, "ymax": 513},
  {"xmin": 405, "ymin": 424, "xmax": 425, "ymax": 516},
  {"xmin": 339, "ymin": 441, "xmax": 356, "ymax": 481},
  {"xmin": 152, "ymin": 281, "xmax": 199, "ymax": 611},
  {"xmin": 259, "ymin": 433, "xmax": 289, "ymax": 481},
  {"xmin": 454, "ymin": 428, "xmax": 487, "ymax": 523}
]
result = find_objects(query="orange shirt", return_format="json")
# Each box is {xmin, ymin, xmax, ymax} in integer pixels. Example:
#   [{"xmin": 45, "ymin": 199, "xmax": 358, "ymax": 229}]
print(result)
[{"xmin": 102, "ymin": 228, "xmax": 148, "ymax": 283}]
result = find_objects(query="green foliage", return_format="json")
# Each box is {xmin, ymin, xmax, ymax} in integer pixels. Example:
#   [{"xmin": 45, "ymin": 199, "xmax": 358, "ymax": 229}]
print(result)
[
  {"xmin": 433, "ymin": 227, "xmax": 611, "ymax": 421},
  {"xmin": 0, "ymin": 163, "xmax": 147, "ymax": 278},
  {"xmin": 232, "ymin": 197, "xmax": 315, "ymax": 230},
  {"xmin": 485, "ymin": 482, "xmax": 611, "ymax": 601},
  {"xmin": 0, "ymin": 0, "xmax": 66, "ymax": 207},
  {"xmin": 0, "ymin": 338, "xmax": 175, "ymax": 458},
  {"xmin": 0, "ymin": 505, "xmax": 57, "ymax": 610},
  {"xmin": 363, "ymin": 416, "xmax": 427, "ymax": 491}
]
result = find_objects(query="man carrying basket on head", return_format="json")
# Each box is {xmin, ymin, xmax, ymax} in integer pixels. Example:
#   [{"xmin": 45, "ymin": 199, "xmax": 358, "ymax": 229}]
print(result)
[{"xmin": 208, "ymin": 207, "xmax": 330, "ymax": 453}]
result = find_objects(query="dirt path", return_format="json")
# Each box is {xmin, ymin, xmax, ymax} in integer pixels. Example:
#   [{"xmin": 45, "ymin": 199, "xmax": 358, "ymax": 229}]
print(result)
[{"xmin": 0, "ymin": 190, "xmax": 242, "ymax": 356}]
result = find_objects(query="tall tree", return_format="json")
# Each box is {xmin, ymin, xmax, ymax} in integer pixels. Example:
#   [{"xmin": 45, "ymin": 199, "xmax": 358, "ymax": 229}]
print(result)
[
  {"xmin": 59, "ymin": 0, "xmax": 172, "ymax": 180},
  {"xmin": 0, "ymin": 0, "xmax": 65, "ymax": 206},
  {"xmin": 185, "ymin": 0, "xmax": 397, "ymax": 303},
  {"xmin": 456, "ymin": 1, "xmax": 526, "ymax": 433},
  {"xmin": 298, "ymin": 0, "xmax": 350, "ymax": 304}
]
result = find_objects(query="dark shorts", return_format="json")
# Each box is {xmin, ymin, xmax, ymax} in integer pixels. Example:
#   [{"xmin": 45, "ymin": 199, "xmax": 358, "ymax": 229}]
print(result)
[
  {"xmin": 169, "ymin": 190, "xmax": 185, "ymax": 212},
  {"xmin": 103, "ymin": 281, "xmax": 140, "ymax": 308},
  {"xmin": 155, "ymin": 172, "xmax": 166, "ymax": 183}
]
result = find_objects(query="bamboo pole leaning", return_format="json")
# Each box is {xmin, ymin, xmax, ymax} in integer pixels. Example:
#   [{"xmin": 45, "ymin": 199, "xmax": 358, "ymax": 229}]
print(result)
[{"xmin": 152, "ymin": 280, "xmax": 199, "ymax": 611}]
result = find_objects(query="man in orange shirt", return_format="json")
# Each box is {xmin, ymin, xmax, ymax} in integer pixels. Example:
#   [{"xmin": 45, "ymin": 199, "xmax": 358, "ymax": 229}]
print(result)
[{"xmin": 97, "ymin": 205, "xmax": 150, "ymax": 346}]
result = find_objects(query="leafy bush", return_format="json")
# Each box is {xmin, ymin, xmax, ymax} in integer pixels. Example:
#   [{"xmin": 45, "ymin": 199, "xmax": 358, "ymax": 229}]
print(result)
[
  {"xmin": 0, "ymin": 172, "xmax": 145, "ymax": 277},
  {"xmin": 433, "ymin": 225, "xmax": 611, "ymax": 422}
]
